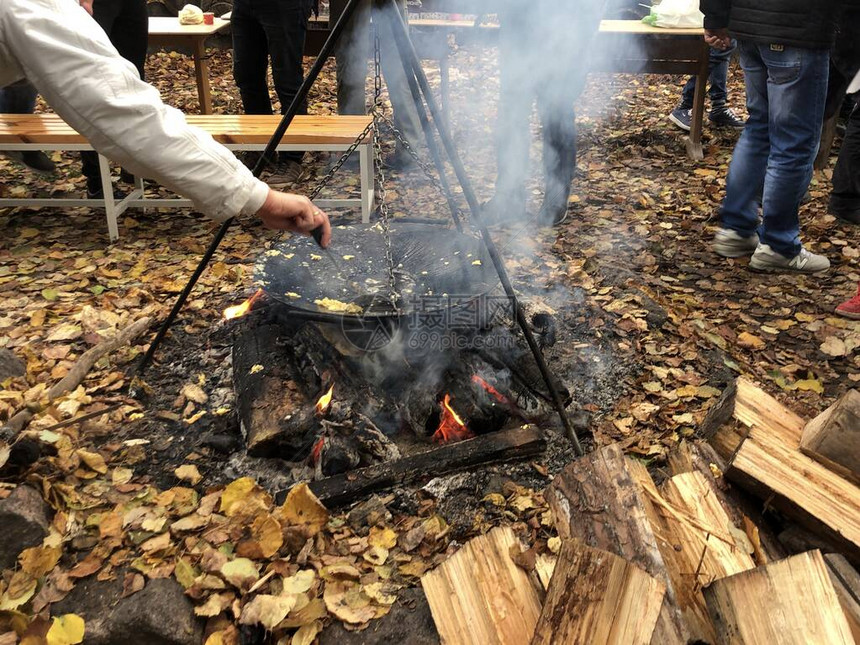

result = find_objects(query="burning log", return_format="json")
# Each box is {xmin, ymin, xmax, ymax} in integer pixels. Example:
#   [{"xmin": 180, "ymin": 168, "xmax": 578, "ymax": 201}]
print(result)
[
  {"xmin": 432, "ymin": 394, "xmax": 474, "ymax": 443},
  {"xmin": 307, "ymin": 425, "xmax": 545, "ymax": 508}
]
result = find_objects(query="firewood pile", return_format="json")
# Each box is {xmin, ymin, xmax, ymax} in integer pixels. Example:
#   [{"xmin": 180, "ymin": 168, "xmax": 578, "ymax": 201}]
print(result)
[{"xmin": 416, "ymin": 377, "xmax": 860, "ymax": 644}]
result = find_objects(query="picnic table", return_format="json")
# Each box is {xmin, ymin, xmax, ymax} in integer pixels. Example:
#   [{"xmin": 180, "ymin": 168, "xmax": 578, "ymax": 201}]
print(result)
[
  {"xmin": 594, "ymin": 20, "xmax": 709, "ymax": 160},
  {"xmin": 148, "ymin": 17, "xmax": 230, "ymax": 115}
]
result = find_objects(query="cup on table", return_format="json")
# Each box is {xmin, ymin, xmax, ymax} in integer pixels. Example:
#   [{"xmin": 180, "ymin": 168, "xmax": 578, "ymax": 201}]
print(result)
[{"xmin": 203, "ymin": 12, "xmax": 214, "ymax": 25}]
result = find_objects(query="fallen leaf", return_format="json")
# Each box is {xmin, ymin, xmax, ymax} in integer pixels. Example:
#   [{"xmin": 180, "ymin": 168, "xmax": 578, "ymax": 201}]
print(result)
[
  {"xmin": 239, "ymin": 594, "xmax": 296, "ymax": 630},
  {"xmin": 737, "ymin": 332, "xmax": 765, "ymax": 350},
  {"xmin": 368, "ymin": 527, "xmax": 397, "ymax": 550},
  {"xmin": 291, "ymin": 621, "xmax": 322, "ymax": 645},
  {"xmin": 174, "ymin": 464, "xmax": 203, "ymax": 485},
  {"xmin": 820, "ymin": 336, "xmax": 848, "ymax": 357},
  {"xmin": 18, "ymin": 546, "xmax": 62, "ymax": 578},
  {"xmin": 281, "ymin": 569, "xmax": 315, "ymax": 595},
  {"xmin": 76, "ymin": 449, "xmax": 107, "ymax": 474},
  {"xmin": 221, "ymin": 558, "xmax": 260, "ymax": 589},
  {"xmin": 181, "ymin": 383, "xmax": 208, "ymax": 404},
  {"xmin": 46, "ymin": 614, "xmax": 85, "ymax": 645},
  {"xmin": 277, "ymin": 483, "xmax": 328, "ymax": 536}
]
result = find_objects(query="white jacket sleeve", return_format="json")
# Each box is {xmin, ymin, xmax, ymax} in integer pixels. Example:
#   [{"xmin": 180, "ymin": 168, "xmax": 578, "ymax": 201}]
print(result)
[{"xmin": 0, "ymin": 0, "xmax": 269, "ymax": 221}]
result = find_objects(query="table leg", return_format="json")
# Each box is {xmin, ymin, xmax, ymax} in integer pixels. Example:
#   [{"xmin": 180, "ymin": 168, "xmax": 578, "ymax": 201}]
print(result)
[
  {"xmin": 687, "ymin": 42, "xmax": 708, "ymax": 161},
  {"xmin": 193, "ymin": 37, "xmax": 214, "ymax": 114},
  {"xmin": 98, "ymin": 154, "xmax": 120, "ymax": 241}
]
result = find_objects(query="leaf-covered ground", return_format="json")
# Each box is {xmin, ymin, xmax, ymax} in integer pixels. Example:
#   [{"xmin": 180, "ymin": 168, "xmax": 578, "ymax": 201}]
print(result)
[{"xmin": 1, "ymin": 39, "xmax": 858, "ymax": 643}]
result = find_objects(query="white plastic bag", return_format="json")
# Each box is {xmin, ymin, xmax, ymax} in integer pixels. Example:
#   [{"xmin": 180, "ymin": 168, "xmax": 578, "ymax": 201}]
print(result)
[
  {"xmin": 645, "ymin": 0, "xmax": 704, "ymax": 29},
  {"xmin": 178, "ymin": 4, "xmax": 204, "ymax": 25}
]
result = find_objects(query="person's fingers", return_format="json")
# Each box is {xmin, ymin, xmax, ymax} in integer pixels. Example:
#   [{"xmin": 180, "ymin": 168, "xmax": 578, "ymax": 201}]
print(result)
[{"xmin": 312, "ymin": 207, "xmax": 332, "ymax": 248}]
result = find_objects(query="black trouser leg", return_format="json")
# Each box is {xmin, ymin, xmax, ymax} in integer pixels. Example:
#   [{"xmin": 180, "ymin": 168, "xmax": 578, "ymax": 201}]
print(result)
[
  {"xmin": 82, "ymin": 0, "xmax": 148, "ymax": 183},
  {"xmin": 538, "ymin": 96, "xmax": 577, "ymax": 212},
  {"xmin": 831, "ymin": 99, "xmax": 860, "ymax": 217}
]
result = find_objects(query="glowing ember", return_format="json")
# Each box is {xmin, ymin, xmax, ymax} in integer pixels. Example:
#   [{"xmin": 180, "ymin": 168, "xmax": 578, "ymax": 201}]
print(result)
[
  {"xmin": 315, "ymin": 384, "xmax": 334, "ymax": 414},
  {"xmin": 223, "ymin": 289, "xmax": 263, "ymax": 320},
  {"xmin": 433, "ymin": 394, "xmax": 474, "ymax": 443},
  {"xmin": 311, "ymin": 437, "xmax": 325, "ymax": 464},
  {"xmin": 472, "ymin": 374, "xmax": 509, "ymax": 405}
]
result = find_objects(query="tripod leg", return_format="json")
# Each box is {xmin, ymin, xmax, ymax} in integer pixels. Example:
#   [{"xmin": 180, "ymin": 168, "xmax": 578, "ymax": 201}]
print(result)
[
  {"xmin": 375, "ymin": 0, "xmax": 463, "ymax": 231},
  {"xmin": 384, "ymin": 2, "xmax": 584, "ymax": 455},
  {"xmin": 131, "ymin": 0, "xmax": 367, "ymax": 390}
]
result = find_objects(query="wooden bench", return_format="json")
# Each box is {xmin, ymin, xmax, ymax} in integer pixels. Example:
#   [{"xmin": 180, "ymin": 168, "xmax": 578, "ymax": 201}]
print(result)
[{"xmin": 0, "ymin": 114, "xmax": 375, "ymax": 241}]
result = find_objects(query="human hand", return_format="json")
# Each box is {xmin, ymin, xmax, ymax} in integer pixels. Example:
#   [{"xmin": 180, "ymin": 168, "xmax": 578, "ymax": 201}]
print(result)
[
  {"xmin": 256, "ymin": 190, "xmax": 331, "ymax": 247},
  {"xmin": 80, "ymin": 0, "xmax": 94, "ymax": 15},
  {"xmin": 704, "ymin": 28, "xmax": 731, "ymax": 50}
]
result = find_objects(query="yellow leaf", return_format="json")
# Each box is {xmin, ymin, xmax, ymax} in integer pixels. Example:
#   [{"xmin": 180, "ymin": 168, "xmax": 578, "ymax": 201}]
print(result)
[
  {"xmin": 323, "ymin": 581, "xmax": 375, "ymax": 625},
  {"xmin": 18, "ymin": 546, "xmax": 61, "ymax": 578},
  {"xmin": 221, "ymin": 558, "xmax": 260, "ymax": 589},
  {"xmin": 364, "ymin": 582, "xmax": 397, "ymax": 605},
  {"xmin": 737, "ymin": 332, "xmax": 765, "ymax": 350},
  {"xmin": 239, "ymin": 594, "xmax": 296, "ymax": 630},
  {"xmin": 362, "ymin": 546, "xmax": 389, "ymax": 566},
  {"xmin": 220, "ymin": 477, "xmax": 256, "ymax": 516},
  {"xmin": 174, "ymin": 464, "xmax": 203, "ymax": 485},
  {"xmin": 368, "ymin": 527, "xmax": 397, "ymax": 550},
  {"xmin": 76, "ymin": 449, "xmax": 107, "ymax": 474},
  {"xmin": 319, "ymin": 562, "xmax": 361, "ymax": 581},
  {"xmin": 250, "ymin": 514, "xmax": 283, "ymax": 559},
  {"xmin": 46, "ymin": 614, "xmax": 85, "ymax": 645},
  {"xmin": 277, "ymin": 484, "xmax": 328, "ymax": 535},
  {"xmin": 291, "ymin": 621, "xmax": 322, "ymax": 645},
  {"xmin": 181, "ymin": 383, "xmax": 208, "ymax": 404},
  {"xmin": 281, "ymin": 569, "xmax": 315, "ymax": 595}
]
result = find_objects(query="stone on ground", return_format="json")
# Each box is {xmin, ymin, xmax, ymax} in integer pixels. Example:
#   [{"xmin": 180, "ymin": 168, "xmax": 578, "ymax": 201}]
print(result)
[{"xmin": 0, "ymin": 485, "xmax": 51, "ymax": 569}]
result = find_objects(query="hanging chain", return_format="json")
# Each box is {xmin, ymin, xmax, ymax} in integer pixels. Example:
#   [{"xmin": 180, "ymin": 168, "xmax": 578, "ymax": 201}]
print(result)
[
  {"xmin": 371, "ymin": 19, "xmax": 400, "ymax": 313},
  {"xmin": 308, "ymin": 120, "xmax": 374, "ymax": 201}
]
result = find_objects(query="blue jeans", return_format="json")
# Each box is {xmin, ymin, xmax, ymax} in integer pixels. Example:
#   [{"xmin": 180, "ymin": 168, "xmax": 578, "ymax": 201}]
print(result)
[
  {"xmin": 680, "ymin": 42, "xmax": 735, "ymax": 110},
  {"xmin": 720, "ymin": 41, "xmax": 829, "ymax": 258},
  {"xmin": 0, "ymin": 80, "xmax": 37, "ymax": 114}
]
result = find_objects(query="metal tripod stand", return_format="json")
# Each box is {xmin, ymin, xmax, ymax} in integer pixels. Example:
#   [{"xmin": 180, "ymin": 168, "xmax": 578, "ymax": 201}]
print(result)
[{"xmin": 133, "ymin": 0, "xmax": 585, "ymax": 456}]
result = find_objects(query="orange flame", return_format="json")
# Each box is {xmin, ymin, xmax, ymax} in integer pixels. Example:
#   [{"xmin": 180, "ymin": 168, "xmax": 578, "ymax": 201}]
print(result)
[
  {"xmin": 223, "ymin": 289, "xmax": 263, "ymax": 320},
  {"xmin": 311, "ymin": 437, "xmax": 325, "ymax": 464},
  {"xmin": 433, "ymin": 394, "xmax": 474, "ymax": 443},
  {"xmin": 472, "ymin": 374, "xmax": 509, "ymax": 405},
  {"xmin": 315, "ymin": 384, "xmax": 334, "ymax": 414}
]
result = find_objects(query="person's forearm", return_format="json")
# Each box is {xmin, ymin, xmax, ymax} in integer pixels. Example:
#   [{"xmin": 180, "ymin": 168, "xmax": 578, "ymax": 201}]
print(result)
[{"xmin": 3, "ymin": 0, "xmax": 268, "ymax": 221}]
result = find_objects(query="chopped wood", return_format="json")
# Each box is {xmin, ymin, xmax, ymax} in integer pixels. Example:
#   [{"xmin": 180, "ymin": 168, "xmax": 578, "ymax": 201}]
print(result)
[
  {"xmin": 703, "ymin": 550, "xmax": 855, "ymax": 645},
  {"xmin": 308, "ymin": 425, "xmax": 545, "ymax": 507},
  {"xmin": 531, "ymin": 539, "xmax": 665, "ymax": 645},
  {"xmin": 421, "ymin": 526, "xmax": 543, "ymax": 645},
  {"xmin": 801, "ymin": 389, "xmax": 860, "ymax": 485},
  {"xmin": 826, "ymin": 553, "xmax": 860, "ymax": 643},
  {"xmin": 545, "ymin": 443, "xmax": 689, "ymax": 644},
  {"xmin": 3, "ymin": 316, "xmax": 153, "ymax": 435},
  {"xmin": 714, "ymin": 378, "xmax": 860, "ymax": 563},
  {"xmin": 656, "ymin": 471, "xmax": 756, "ymax": 644},
  {"xmin": 535, "ymin": 554, "xmax": 556, "ymax": 591}
]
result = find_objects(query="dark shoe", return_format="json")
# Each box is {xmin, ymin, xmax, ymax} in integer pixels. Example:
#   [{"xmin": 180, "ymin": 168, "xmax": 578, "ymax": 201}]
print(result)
[
  {"xmin": 829, "ymin": 200, "xmax": 860, "ymax": 225},
  {"xmin": 3, "ymin": 150, "xmax": 56, "ymax": 174},
  {"xmin": 86, "ymin": 179, "xmax": 126, "ymax": 200},
  {"xmin": 481, "ymin": 194, "xmax": 526, "ymax": 225},
  {"xmin": 669, "ymin": 107, "xmax": 692, "ymax": 132},
  {"xmin": 265, "ymin": 159, "xmax": 303, "ymax": 186},
  {"xmin": 537, "ymin": 201, "xmax": 569, "ymax": 228},
  {"xmin": 709, "ymin": 107, "xmax": 745, "ymax": 129},
  {"xmin": 119, "ymin": 168, "xmax": 136, "ymax": 185},
  {"xmin": 238, "ymin": 151, "xmax": 276, "ymax": 173}
]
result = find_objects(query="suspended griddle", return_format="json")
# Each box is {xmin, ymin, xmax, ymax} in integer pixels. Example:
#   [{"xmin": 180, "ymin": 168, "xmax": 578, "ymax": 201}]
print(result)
[{"xmin": 255, "ymin": 223, "xmax": 500, "ymax": 321}]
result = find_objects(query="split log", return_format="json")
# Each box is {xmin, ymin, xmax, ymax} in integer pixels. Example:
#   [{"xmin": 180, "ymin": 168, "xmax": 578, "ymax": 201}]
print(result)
[
  {"xmin": 531, "ymin": 539, "xmax": 665, "ymax": 645},
  {"xmin": 545, "ymin": 444, "xmax": 689, "ymax": 644},
  {"xmin": 801, "ymin": 389, "xmax": 860, "ymax": 485},
  {"xmin": 3, "ymin": 316, "xmax": 153, "ymax": 435},
  {"xmin": 703, "ymin": 550, "xmax": 855, "ymax": 644},
  {"xmin": 714, "ymin": 378, "xmax": 860, "ymax": 563},
  {"xmin": 421, "ymin": 526, "xmax": 543, "ymax": 645},
  {"xmin": 826, "ymin": 553, "xmax": 860, "ymax": 643},
  {"xmin": 655, "ymin": 471, "xmax": 756, "ymax": 644},
  {"xmin": 308, "ymin": 425, "xmax": 545, "ymax": 507}
]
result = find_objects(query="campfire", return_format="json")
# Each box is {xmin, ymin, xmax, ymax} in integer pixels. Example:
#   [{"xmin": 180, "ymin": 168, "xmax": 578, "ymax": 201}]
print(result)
[
  {"xmin": 223, "ymin": 289, "xmax": 263, "ymax": 320},
  {"xmin": 433, "ymin": 394, "xmax": 474, "ymax": 444}
]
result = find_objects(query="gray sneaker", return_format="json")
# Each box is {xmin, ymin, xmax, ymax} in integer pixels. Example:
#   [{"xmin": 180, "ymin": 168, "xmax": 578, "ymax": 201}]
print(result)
[
  {"xmin": 749, "ymin": 244, "xmax": 830, "ymax": 274},
  {"xmin": 713, "ymin": 228, "xmax": 759, "ymax": 257}
]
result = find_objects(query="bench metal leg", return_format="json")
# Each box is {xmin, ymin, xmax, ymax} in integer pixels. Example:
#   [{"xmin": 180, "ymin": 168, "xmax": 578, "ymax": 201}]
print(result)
[
  {"xmin": 359, "ymin": 140, "xmax": 374, "ymax": 224},
  {"xmin": 98, "ymin": 154, "xmax": 120, "ymax": 241}
]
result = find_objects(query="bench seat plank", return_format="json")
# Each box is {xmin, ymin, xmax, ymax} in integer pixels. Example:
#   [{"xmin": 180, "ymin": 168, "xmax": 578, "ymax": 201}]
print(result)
[{"xmin": 0, "ymin": 114, "xmax": 373, "ymax": 146}]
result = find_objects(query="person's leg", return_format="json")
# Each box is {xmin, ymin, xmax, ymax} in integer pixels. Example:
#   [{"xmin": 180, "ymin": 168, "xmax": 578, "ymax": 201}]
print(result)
[
  {"xmin": 537, "ymin": 93, "xmax": 576, "ymax": 225},
  {"xmin": 82, "ymin": 0, "xmax": 124, "ymax": 191},
  {"xmin": 0, "ymin": 81, "xmax": 55, "ymax": 173},
  {"xmin": 108, "ymin": 0, "xmax": 149, "ymax": 80},
  {"xmin": 829, "ymin": 98, "xmax": 860, "ymax": 221},
  {"xmin": 375, "ymin": 0, "xmax": 423, "ymax": 149},
  {"xmin": 232, "ymin": 0, "xmax": 274, "ymax": 116},
  {"xmin": 334, "ymin": 0, "xmax": 372, "ymax": 116},
  {"xmin": 718, "ymin": 41, "xmax": 769, "ymax": 244},
  {"xmin": 756, "ymin": 45, "xmax": 830, "ymax": 260},
  {"xmin": 706, "ymin": 42, "xmax": 734, "ymax": 109}
]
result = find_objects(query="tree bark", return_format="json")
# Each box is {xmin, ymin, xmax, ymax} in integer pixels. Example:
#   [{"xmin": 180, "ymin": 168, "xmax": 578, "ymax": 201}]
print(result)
[{"xmin": 800, "ymin": 389, "xmax": 860, "ymax": 486}]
